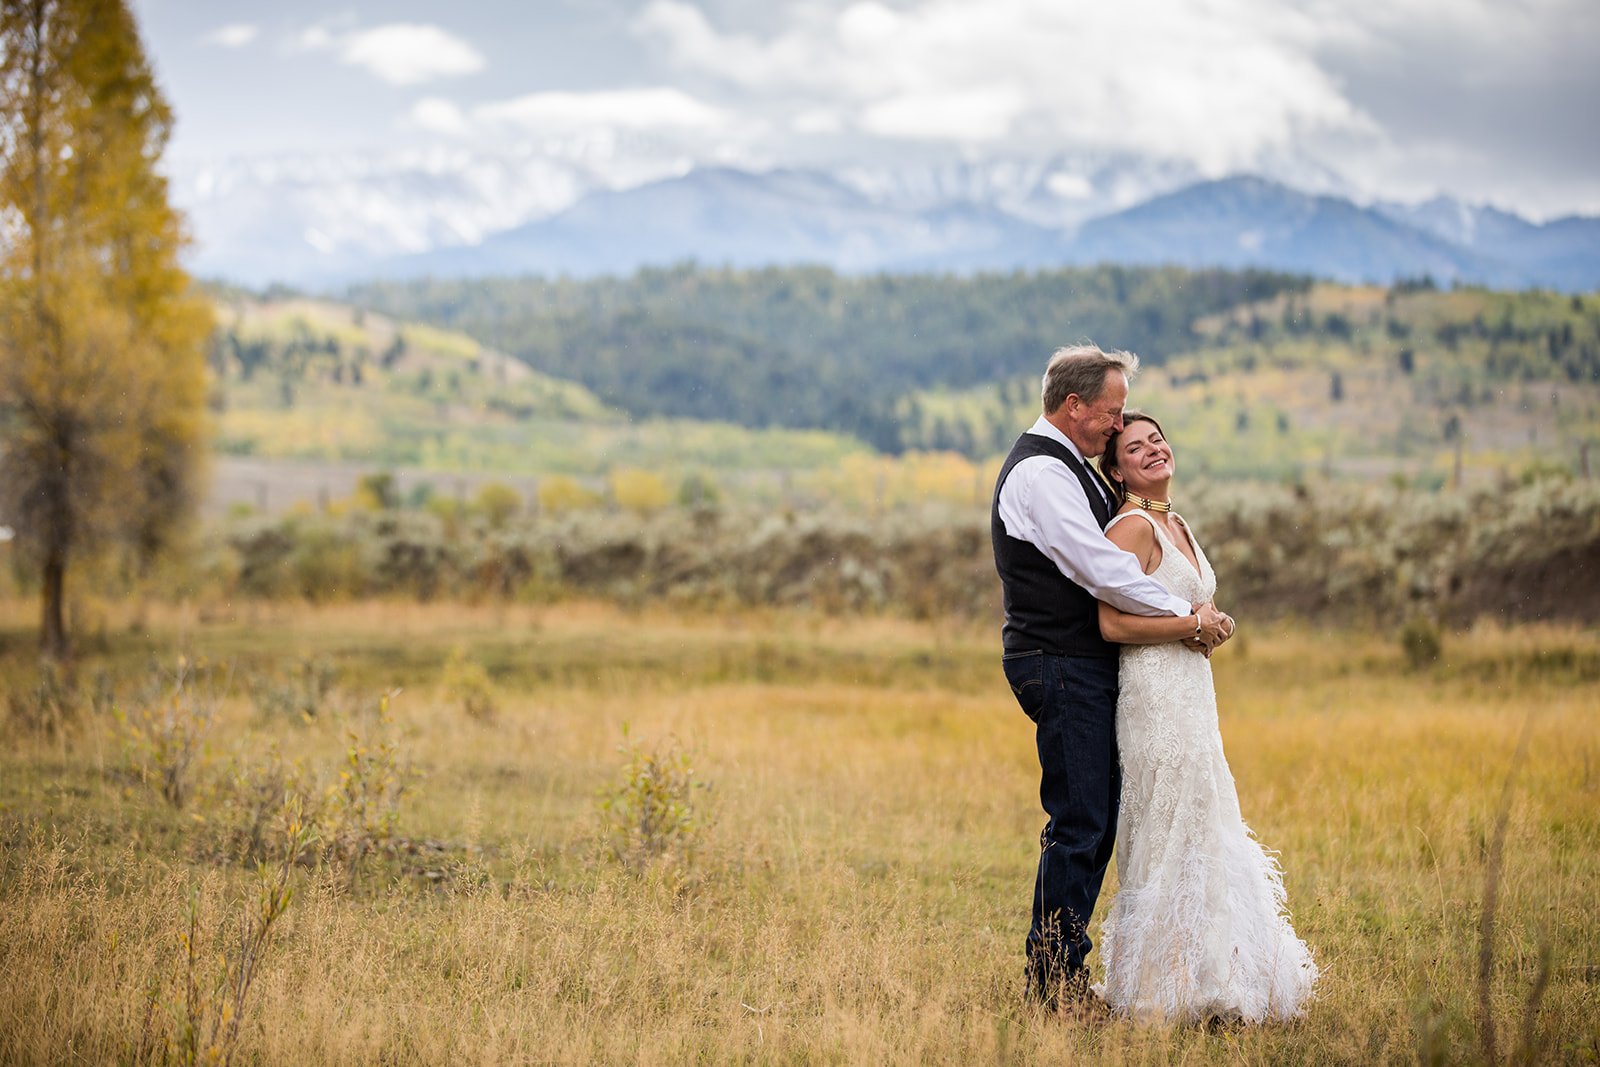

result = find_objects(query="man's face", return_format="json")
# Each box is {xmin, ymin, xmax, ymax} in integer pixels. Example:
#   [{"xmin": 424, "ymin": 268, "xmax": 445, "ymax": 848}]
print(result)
[{"xmin": 1070, "ymin": 372, "xmax": 1128, "ymax": 457}]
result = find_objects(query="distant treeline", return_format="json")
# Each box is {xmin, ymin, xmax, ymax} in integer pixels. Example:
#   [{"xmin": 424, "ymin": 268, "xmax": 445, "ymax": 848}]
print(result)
[{"xmin": 346, "ymin": 264, "xmax": 1308, "ymax": 451}]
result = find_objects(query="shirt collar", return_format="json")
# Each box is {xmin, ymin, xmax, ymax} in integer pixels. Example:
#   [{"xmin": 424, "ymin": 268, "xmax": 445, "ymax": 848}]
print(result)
[
  {"xmin": 1029, "ymin": 414, "xmax": 1117, "ymax": 503},
  {"xmin": 1027, "ymin": 414, "xmax": 1088, "ymax": 464}
]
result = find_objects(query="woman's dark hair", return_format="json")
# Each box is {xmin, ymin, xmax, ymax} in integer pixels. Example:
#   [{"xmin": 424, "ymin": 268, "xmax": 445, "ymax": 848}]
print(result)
[{"xmin": 1097, "ymin": 411, "xmax": 1167, "ymax": 506}]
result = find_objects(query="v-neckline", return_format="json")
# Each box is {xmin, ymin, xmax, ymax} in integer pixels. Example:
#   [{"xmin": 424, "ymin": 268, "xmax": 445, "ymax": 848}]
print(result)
[
  {"xmin": 1157, "ymin": 514, "xmax": 1203, "ymax": 581},
  {"xmin": 1124, "ymin": 508, "xmax": 1202, "ymax": 582}
]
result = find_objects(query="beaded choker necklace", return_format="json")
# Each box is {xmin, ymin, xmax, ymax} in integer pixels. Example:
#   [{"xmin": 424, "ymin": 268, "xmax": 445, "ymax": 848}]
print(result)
[{"xmin": 1126, "ymin": 491, "xmax": 1173, "ymax": 513}]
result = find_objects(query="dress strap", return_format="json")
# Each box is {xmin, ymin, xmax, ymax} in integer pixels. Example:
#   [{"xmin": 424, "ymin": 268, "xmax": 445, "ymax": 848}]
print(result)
[{"xmin": 1105, "ymin": 509, "xmax": 1164, "ymax": 540}]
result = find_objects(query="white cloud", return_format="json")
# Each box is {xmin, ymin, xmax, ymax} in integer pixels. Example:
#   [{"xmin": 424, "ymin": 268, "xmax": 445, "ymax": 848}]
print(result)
[
  {"xmin": 302, "ymin": 23, "xmax": 486, "ymax": 86},
  {"xmin": 1046, "ymin": 172, "xmax": 1094, "ymax": 200},
  {"xmin": 412, "ymin": 97, "xmax": 473, "ymax": 136},
  {"xmin": 415, "ymin": 88, "xmax": 726, "ymax": 140},
  {"xmin": 862, "ymin": 85, "xmax": 1026, "ymax": 142},
  {"xmin": 476, "ymin": 88, "xmax": 723, "ymax": 131},
  {"xmin": 343, "ymin": 24, "xmax": 485, "ymax": 85},
  {"xmin": 634, "ymin": 0, "xmax": 1374, "ymax": 172},
  {"xmin": 201, "ymin": 23, "xmax": 257, "ymax": 49}
]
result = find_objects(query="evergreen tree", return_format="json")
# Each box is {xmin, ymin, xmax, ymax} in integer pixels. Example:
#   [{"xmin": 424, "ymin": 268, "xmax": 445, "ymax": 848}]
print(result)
[{"xmin": 0, "ymin": 0, "xmax": 209, "ymax": 657}]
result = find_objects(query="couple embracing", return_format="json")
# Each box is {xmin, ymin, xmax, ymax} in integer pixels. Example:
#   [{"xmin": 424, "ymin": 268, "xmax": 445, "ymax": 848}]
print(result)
[{"xmin": 992, "ymin": 344, "xmax": 1318, "ymax": 1025}]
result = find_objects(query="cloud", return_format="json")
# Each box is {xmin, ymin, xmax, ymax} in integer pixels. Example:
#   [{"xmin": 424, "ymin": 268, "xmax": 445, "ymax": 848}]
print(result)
[
  {"xmin": 862, "ymin": 85, "xmax": 1027, "ymax": 142},
  {"xmin": 302, "ymin": 23, "xmax": 486, "ymax": 86},
  {"xmin": 200, "ymin": 23, "xmax": 257, "ymax": 49},
  {"xmin": 634, "ymin": 0, "xmax": 1373, "ymax": 172},
  {"xmin": 476, "ymin": 88, "xmax": 723, "ymax": 131},
  {"xmin": 413, "ymin": 88, "xmax": 725, "ymax": 138},
  {"xmin": 411, "ymin": 97, "xmax": 473, "ymax": 136}
]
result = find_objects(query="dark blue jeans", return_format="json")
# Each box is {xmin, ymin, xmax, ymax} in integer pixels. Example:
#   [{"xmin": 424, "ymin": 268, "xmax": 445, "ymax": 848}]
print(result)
[{"xmin": 1002, "ymin": 650, "xmax": 1120, "ymax": 994}]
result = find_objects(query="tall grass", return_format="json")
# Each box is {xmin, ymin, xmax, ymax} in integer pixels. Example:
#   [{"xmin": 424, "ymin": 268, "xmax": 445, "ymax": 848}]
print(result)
[{"xmin": 1, "ymin": 601, "xmax": 1596, "ymax": 1064}]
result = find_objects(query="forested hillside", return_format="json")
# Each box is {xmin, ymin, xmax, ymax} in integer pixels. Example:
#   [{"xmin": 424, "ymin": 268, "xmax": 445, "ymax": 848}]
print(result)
[
  {"xmin": 346, "ymin": 265, "xmax": 1600, "ymax": 485},
  {"xmin": 203, "ymin": 295, "xmax": 865, "ymax": 477},
  {"xmin": 895, "ymin": 282, "xmax": 1600, "ymax": 482},
  {"xmin": 347, "ymin": 265, "xmax": 1306, "ymax": 450}
]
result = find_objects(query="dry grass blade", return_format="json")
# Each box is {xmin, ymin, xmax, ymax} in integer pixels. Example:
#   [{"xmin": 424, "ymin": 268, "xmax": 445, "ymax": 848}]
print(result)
[{"xmin": 1476, "ymin": 711, "xmax": 1535, "ymax": 1067}]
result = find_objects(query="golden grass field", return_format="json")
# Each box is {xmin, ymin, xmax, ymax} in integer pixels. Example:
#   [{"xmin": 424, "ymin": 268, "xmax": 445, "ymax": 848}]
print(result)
[{"xmin": 1, "ymin": 599, "xmax": 1597, "ymax": 1065}]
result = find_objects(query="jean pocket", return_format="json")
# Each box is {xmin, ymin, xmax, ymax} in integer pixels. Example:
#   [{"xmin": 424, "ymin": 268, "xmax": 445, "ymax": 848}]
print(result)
[{"xmin": 1002, "ymin": 651, "xmax": 1046, "ymax": 723}]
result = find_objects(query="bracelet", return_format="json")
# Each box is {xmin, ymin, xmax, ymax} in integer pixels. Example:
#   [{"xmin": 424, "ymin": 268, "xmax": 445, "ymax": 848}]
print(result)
[{"xmin": 1193, "ymin": 614, "xmax": 1202, "ymax": 635}]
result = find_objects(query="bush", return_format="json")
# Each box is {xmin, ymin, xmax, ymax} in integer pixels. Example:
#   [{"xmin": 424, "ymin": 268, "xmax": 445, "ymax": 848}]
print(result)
[
  {"xmin": 598, "ymin": 728, "xmax": 712, "ymax": 868},
  {"xmin": 440, "ymin": 646, "xmax": 496, "ymax": 722},
  {"xmin": 473, "ymin": 482, "xmax": 522, "ymax": 528},
  {"xmin": 538, "ymin": 475, "xmax": 602, "ymax": 513},
  {"xmin": 611, "ymin": 468, "xmax": 672, "ymax": 514},
  {"xmin": 321, "ymin": 697, "xmax": 416, "ymax": 884},
  {"xmin": 218, "ymin": 743, "xmax": 318, "ymax": 863},
  {"xmin": 116, "ymin": 656, "xmax": 228, "ymax": 809},
  {"xmin": 1399, "ymin": 615, "xmax": 1443, "ymax": 670},
  {"xmin": 153, "ymin": 804, "xmax": 317, "ymax": 1067}
]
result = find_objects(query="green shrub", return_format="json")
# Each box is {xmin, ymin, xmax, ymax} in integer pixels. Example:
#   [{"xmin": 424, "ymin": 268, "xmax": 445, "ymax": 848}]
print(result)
[
  {"xmin": 321, "ymin": 696, "xmax": 415, "ymax": 884},
  {"xmin": 598, "ymin": 727, "xmax": 712, "ymax": 868},
  {"xmin": 218, "ymin": 744, "xmax": 319, "ymax": 864},
  {"xmin": 1400, "ymin": 615, "xmax": 1443, "ymax": 670},
  {"xmin": 116, "ymin": 656, "xmax": 228, "ymax": 809},
  {"xmin": 472, "ymin": 482, "xmax": 522, "ymax": 528},
  {"xmin": 440, "ymin": 646, "xmax": 496, "ymax": 722}
]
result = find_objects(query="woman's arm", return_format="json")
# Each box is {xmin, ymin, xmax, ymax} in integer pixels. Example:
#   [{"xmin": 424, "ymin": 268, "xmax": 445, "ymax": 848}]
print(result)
[{"xmin": 1099, "ymin": 600, "xmax": 1201, "ymax": 644}]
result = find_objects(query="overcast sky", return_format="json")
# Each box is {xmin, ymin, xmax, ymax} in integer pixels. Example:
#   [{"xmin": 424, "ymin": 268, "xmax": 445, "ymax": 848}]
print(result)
[{"xmin": 132, "ymin": 0, "xmax": 1600, "ymax": 219}]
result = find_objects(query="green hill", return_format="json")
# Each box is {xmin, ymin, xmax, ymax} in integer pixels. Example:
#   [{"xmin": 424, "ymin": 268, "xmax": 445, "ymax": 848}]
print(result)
[
  {"xmin": 213, "ymin": 271, "xmax": 1600, "ymax": 500},
  {"xmin": 894, "ymin": 283, "xmax": 1600, "ymax": 484},
  {"xmin": 346, "ymin": 264, "xmax": 1306, "ymax": 451},
  {"xmin": 206, "ymin": 296, "xmax": 868, "ymax": 479}
]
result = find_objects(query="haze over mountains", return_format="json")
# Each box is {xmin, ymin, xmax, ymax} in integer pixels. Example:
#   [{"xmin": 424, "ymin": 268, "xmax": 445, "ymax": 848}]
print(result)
[{"xmin": 177, "ymin": 153, "xmax": 1600, "ymax": 292}]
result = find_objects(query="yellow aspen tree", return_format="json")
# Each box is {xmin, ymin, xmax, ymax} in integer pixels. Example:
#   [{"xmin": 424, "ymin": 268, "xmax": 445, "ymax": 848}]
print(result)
[{"xmin": 0, "ymin": 0, "xmax": 209, "ymax": 658}]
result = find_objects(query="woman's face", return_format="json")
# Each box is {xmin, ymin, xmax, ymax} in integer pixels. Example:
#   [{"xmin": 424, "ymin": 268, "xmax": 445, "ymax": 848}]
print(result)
[{"xmin": 1111, "ymin": 419, "xmax": 1175, "ymax": 496}]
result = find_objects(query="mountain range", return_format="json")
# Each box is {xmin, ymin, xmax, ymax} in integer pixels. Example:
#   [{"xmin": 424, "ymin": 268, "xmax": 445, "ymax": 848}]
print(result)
[{"xmin": 176, "ymin": 152, "xmax": 1599, "ymax": 291}]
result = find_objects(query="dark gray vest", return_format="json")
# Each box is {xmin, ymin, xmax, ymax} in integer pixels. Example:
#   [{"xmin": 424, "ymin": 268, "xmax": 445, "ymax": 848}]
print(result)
[{"xmin": 991, "ymin": 432, "xmax": 1118, "ymax": 659}]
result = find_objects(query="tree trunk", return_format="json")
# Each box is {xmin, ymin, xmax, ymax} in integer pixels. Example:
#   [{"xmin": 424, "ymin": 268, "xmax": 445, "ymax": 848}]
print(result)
[{"xmin": 40, "ymin": 549, "xmax": 67, "ymax": 660}]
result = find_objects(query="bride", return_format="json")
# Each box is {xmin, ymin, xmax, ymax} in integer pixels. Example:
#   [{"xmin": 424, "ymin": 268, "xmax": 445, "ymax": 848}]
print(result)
[{"xmin": 1092, "ymin": 413, "xmax": 1318, "ymax": 1024}]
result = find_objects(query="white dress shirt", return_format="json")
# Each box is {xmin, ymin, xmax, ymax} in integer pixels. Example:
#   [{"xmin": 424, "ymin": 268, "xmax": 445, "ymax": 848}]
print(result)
[{"xmin": 997, "ymin": 415, "xmax": 1192, "ymax": 618}]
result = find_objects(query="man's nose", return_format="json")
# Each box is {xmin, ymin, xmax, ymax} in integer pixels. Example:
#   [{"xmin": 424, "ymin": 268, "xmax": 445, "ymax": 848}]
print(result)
[{"xmin": 1112, "ymin": 412, "xmax": 1125, "ymax": 431}]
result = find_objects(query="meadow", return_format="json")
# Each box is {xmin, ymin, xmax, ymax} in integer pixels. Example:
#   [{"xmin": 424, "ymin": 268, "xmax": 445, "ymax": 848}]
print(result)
[{"xmin": 2, "ymin": 599, "xmax": 1596, "ymax": 1064}]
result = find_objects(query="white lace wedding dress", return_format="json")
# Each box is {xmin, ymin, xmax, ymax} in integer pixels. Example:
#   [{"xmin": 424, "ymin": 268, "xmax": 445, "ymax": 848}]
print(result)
[{"xmin": 1097, "ymin": 511, "xmax": 1318, "ymax": 1024}]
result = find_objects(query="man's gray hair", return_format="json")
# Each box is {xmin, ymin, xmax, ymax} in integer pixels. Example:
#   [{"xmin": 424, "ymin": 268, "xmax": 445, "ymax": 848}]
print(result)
[{"xmin": 1041, "ymin": 344, "xmax": 1140, "ymax": 414}]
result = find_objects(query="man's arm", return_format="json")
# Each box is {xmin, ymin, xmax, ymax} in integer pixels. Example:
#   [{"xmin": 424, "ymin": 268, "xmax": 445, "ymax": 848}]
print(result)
[{"xmin": 997, "ymin": 458, "xmax": 1191, "ymax": 617}]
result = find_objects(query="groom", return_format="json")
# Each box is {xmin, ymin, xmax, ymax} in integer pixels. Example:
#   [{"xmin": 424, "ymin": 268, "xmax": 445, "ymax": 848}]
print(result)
[{"xmin": 991, "ymin": 344, "xmax": 1229, "ymax": 1009}]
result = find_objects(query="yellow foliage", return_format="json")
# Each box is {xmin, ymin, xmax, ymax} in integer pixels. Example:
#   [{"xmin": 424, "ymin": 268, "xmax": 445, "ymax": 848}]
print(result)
[
  {"xmin": 609, "ymin": 468, "xmax": 672, "ymax": 514},
  {"xmin": 472, "ymin": 483, "xmax": 522, "ymax": 527},
  {"xmin": 809, "ymin": 451, "xmax": 989, "ymax": 510},
  {"xmin": 0, "ymin": 0, "xmax": 209, "ymax": 654},
  {"xmin": 538, "ymin": 476, "xmax": 603, "ymax": 513}
]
